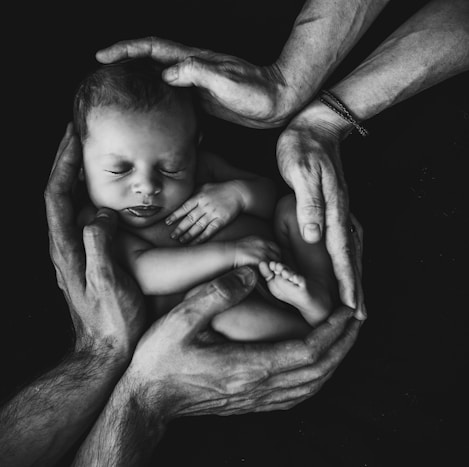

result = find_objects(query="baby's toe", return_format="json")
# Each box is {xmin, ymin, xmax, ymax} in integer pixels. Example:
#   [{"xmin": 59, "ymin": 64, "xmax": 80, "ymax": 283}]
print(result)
[
  {"xmin": 293, "ymin": 274, "xmax": 305, "ymax": 287},
  {"xmin": 281, "ymin": 268, "xmax": 291, "ymax": 280},
  {"xmin": 259, "ymin": 261, "xmax": 275, "ymax": 281},
  {"xmin": 274, "ymin": 262, "xmax": 286, "ymax": 274}
]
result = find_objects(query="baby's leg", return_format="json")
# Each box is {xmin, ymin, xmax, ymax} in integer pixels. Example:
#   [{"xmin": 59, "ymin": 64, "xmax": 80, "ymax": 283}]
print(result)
[
  {"xmin": 259, "ymin": 194, "xmax": 339, "ymax": 326},
  {"xmin": 208, "ymin": 212, "xmax": 311, "ymax": 341},
  {"xmin": 210, "ymin": 291, "xmax": 311, "ymax": 341}
]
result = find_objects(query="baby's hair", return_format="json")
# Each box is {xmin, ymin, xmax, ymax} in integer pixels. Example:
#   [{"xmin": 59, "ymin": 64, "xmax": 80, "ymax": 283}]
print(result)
[{"xmin": 73, "ymin": 58, "xmax": 194, "ymax": 142}]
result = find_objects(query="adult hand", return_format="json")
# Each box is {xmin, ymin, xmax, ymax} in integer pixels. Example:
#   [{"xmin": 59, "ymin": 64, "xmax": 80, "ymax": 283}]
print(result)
[
  {"xmin": 123, "ymin": 211, "xmax": 363, "ymax": 418},
  {"xmin": 276, "ymin": 100, "xmax": 366, "ymax": 319},
  {"xmin": 96, "ymin": 36, "xmax": 296, "ymax": 129},
  {"xmin": 45, "ymin": 123, "xmax": 147, "ymax": 357},
  {"xmin": 122, "ymin": 223, "xmax": 363, "ymax": 418}
]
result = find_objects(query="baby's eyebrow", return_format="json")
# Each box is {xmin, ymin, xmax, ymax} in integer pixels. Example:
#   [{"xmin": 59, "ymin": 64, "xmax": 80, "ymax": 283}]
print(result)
[{"xmin": 105, "ymin": 153, "xmax": 128, "ymax": 160}]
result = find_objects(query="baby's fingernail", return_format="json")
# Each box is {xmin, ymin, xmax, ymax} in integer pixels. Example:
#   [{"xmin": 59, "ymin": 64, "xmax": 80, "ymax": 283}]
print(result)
[
  {"xmin": 165, "ymin": 218, "xmax": 172, "ymax": 225},
  {"xmin": 163, "ymin": 66, "xmax": 179, "ymax": 83},
  {"xmin": 303, "ymin": 223, "xmax": 320, "ymax": 243},
  {"xmin": 170, "ymin": 233, "xmax": 176, "ymax": 239}
]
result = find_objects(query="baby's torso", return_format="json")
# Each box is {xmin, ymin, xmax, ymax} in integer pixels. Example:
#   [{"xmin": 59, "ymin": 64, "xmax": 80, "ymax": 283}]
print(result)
[{"xmin": 115, "ymin": 150, "xmax": 276, "ymax": 317}]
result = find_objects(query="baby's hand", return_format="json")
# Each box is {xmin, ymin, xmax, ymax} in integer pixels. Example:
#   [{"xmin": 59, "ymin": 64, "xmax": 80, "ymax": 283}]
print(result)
[
  {"xmin": 233, "ymin": 236, "xmax": 281, "ymax": 268},
  {"xmin": 165, "ymin": 182, "xmax": 245, "ymax": 244}
]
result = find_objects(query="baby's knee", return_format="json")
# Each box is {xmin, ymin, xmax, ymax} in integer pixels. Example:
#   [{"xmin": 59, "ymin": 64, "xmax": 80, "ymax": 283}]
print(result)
[{"xmin": 274, "ymin": 193, "xmax": 300, "ymax": 237}]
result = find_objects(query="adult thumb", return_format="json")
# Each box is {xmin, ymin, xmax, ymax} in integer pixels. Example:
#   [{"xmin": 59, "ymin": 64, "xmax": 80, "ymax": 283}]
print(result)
[
  {"xmin": 295, "ymin": 181, "xmax": 325, "ymax": 243},
  {"xmin": 180, "ymin": 267, "xmax": 258, "ymax": 339},
  {"xmin": 83, "ymin": 208, "xmax": 118, "ymax": 281},
  {"xmin": 162, "ymin": 56, "xmax": 218, "ymax": 89}
]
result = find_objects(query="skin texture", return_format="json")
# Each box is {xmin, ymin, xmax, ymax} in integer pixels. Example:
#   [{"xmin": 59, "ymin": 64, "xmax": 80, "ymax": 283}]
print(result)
[
  {"xmin": 0, "ymin": 124, "xmax": 363, "ymax": 466},
  {"xmin": 94, "ymin": 0, "xmax": 389, "ymax": 319},
  {"xmin": 276, "ymin": 0, "xmax": 469, "ymax": 318},
  {"xmin": 95, "ymin": 0, "xmax": 389, "ymax": 129},
  {"xmin": 94, "ymin": 0, "xmax": 469, "ymax": 322}
]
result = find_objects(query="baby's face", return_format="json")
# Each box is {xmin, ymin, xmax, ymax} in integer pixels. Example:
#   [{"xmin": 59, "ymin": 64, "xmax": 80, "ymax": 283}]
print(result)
[{"xmin": 82, "ymin": 101, "xmax": 197, "ymax": 229}]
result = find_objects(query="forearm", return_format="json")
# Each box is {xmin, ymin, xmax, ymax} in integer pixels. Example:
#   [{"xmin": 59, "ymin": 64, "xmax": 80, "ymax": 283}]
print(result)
[
  {"xmin": 329, "ymin": 0, "xmax": 469, "ymax": 121},
  {"xmin": 134, "ymin": 243, "xmax": 233, "ymax": 294},
  {"xmin": 231, "ymin": 178, "xmax": 277, "ymax": 219},
  {"xmin": 72, "ymin": 376, "xmax": 167, "ymax": 467},
  {"xmin": 275, "ymin": 0, "xmax": 390, "ymax": 113},
  {"xmin": 0, "ymin": 340, "xmax": 129, "ymax": 467}
]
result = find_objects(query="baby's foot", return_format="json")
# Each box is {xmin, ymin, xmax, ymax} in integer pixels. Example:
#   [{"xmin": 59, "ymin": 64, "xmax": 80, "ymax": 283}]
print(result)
[{"xmin": 258, "ymin": 261, "xmax": 332, "ymax": 326}]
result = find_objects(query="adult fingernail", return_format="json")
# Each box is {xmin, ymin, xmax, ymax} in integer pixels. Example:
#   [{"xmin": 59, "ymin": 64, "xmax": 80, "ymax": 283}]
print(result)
[
  {"xmin": 163, "ymin": 66, "xmax": 179, "ymax": 83},
  {"xmin": 303, "ymin": 223, "xmax": 320, "ymax": 242},
  {"xmin": 96, "ymin": 208, "xmax": 116, "ymax": 220},
  {"xmin": 354, "ymin": 308, "xmax": 367, "ymax": 321},
  {"xmin": 236, "ymin": 267, "xmax": 256, "ymax": 286},
  {"xmin": 96, "ymin": 210, "xmax": 110, "ymax": 219}
]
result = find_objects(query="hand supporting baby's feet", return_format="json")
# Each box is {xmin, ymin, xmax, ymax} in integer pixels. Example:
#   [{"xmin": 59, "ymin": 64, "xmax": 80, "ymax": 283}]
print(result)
[
  {"xmin": 259, "ymin": 261, "xmax": 333, "ymax": 326},
  {"xmin": 233, "ymin": 236, "xmax": 281, "ymax": 268}
]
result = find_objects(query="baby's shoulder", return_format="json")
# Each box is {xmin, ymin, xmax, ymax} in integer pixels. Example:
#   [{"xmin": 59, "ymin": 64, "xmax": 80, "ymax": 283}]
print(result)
[{"xmin": 196, "ymin": 150, "xmax": 233, "ymax": 183}]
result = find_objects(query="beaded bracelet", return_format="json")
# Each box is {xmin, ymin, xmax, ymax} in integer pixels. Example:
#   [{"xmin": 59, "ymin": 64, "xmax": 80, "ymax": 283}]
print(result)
[{"xmin": 319, "ymin": 90, "xmax": 369, "ymax": 137}]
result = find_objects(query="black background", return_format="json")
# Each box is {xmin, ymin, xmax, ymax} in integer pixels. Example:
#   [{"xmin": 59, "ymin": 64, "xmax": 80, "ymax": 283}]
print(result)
[{"xmin": 2, "ymin": 1, "xmax": 468, "ymax": 466}]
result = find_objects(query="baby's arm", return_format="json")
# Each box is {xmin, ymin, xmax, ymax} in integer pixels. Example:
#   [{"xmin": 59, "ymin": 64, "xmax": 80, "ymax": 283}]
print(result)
[
  {"xmin": 116, "ymin": 231, "xmax": 280, "ymax": 295},
  {"xmin": 166, "ymin": 152, "xmax": 278, "ymax": 244},
  {"xmin": 201, "ymin": 151, "xmax": 277, "ymax": 219}
]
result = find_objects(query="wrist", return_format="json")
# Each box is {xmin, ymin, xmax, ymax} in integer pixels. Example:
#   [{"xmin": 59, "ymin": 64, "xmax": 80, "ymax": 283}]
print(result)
[
  {"xmin": 74, "ymin": 333, "xmax": 133, "ymax": 370},
  {"xmin": 285, "ymin": 98, "xmax": 355, "ymax": 141},
  {"xmin": 257, "ymin": 63, "xmax": 303, "ymax": 127},
  {"xmin": 119, "ymin": 364, "xmax": 178, "ymax": 424},
  {"xmin": 228, "ymin": 179, "xmax": 248, "ymax": 213}
]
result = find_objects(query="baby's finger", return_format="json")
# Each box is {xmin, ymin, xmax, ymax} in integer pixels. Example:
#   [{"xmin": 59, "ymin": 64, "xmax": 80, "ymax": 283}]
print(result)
[
  {"xmin": 266, "ymin": 245, "xmax": 281, "ymax": 262},
  {"xmin": 170, "ymin": 209, "xmax": 204, "ymax": 239},
  {"xmin": 165, "ymin": 198, "xmax": 198, "ymax": 226},
  {"xmin": 267, "ymin": 241, "xmax": 282, "ymax": 258},
  {"xmin": 189, "ymin": 220, "xmax": 222, "ymax": 245},
  {"xmin": 179, "ymin": 216, "xmax": 209, "ymax": 243}
]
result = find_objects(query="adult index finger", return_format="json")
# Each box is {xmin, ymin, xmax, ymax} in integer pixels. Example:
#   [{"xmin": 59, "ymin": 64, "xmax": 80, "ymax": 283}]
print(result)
[
  {"xmin": 324, "ymin": 189, "xmax": 356, "ymax": 310},
  {"xmin": 96, "ymin": 36, "xmax": 198, "ymax": 65},
  {"xmin": 45, "ymin": 127, "xmax": 84, "ymax": 281},
  {"xmin": 265, "ymin": 314, "xmax": 362, "ymax": 390}
]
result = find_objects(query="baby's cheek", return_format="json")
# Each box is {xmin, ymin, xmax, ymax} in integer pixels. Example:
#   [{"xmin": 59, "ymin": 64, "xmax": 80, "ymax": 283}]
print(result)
[
  {"xmin": 88, "ymin": 183, "xmax": 127, "ymax": 211},
  {"xmin": 167, "ymin": 178, "xmax": 195, "ymax": 207}
]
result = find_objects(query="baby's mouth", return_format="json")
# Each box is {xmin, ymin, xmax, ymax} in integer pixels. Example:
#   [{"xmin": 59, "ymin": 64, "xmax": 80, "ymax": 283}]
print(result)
[{"xmin": 126, "ymin": 205, "xmax": 162, "ymax": 218}]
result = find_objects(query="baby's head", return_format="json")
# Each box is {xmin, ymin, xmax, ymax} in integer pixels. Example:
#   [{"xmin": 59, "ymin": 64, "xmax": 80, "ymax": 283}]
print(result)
[{"xmin": 74, "ymin": 58, "xmax": 199, "ymax": 229}]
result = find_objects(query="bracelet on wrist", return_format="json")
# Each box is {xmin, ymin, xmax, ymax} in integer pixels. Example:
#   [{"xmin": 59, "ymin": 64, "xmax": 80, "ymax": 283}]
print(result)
[{"xmin": 319, "ymin": 90, "xmax": 369, "ymax": 137}]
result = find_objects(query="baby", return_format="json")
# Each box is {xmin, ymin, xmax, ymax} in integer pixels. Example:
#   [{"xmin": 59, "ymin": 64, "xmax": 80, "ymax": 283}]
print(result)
[{"xmin": 73, "ymin": 58, "xmax": 338, "ymax": 341}]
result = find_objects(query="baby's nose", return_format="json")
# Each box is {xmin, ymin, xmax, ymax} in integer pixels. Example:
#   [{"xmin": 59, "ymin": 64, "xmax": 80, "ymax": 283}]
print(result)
[{"xmin": 133, "ymin": 174, "xmax": 162, "ymax": 196}]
